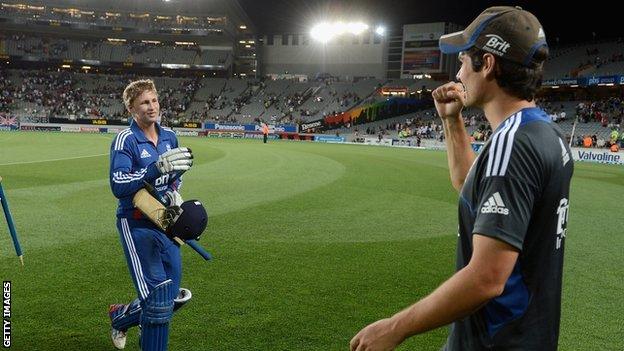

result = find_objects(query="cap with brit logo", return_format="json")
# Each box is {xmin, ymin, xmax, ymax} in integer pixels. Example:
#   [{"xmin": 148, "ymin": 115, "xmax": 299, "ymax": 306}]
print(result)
[{"xmin": 439, "ymin": 6, "xmax": 547, "ymax": 67}]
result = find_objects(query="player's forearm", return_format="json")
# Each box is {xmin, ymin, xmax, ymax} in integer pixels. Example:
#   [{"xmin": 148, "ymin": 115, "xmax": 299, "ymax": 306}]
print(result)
[
  {"xmin": 110, "ymin": 163, "xmax": 161, "ymax": 198},
  {"xmin": 388, "ymin": 264, "xmax": 501, "ymax": 339},
  {"xmin": 443, "ymin": 116, "xmax": 475, "ymax": 192}
]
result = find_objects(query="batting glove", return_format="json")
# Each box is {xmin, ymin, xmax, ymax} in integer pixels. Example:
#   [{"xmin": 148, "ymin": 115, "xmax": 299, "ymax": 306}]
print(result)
[
  {"xmin": 156, "ymin": 147, "xmax": 193, "ymax": 174},
  {"xmin": 163, "ymin": 190, "xmax": 184, "ymax": 207}
]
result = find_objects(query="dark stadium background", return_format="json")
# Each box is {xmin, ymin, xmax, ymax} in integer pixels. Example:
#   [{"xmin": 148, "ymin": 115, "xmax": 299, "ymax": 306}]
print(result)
[{"xmin": 239, "ymin": 0, "xmax": 622, "ymax": 45}]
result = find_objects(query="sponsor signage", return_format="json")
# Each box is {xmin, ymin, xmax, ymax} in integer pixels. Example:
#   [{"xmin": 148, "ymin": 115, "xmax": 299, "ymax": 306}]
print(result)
[
  {"xmin": 585, "ymin": 75, "xmax": 619, "ymax": 86},
  {"xmin": 392, "ymin": 139, "xmax": 413, "ymax": 147},
  {"xmin": 20, "ymin": 125, "xmax": 61, "ymax": 131},
  {"xmin": 314, "ymin": 135, "xmax": 345, "ymax": 143},
  {"xmin": 204, "ymin": 123, "xmax": 297, "ymax": 133},
  {"xmin": 60, "ymin": 126, "xmax": 80, "ymax": 132},
  {"xmin": 207, "ymin": 131, "xmax": 245, "ymax": 138},
  {"xmin": 175, "ymin": 130, "xmax": 199, "ymax": 137},
  {"xmin": 542, "ymin": 78, "xmax": 579, "ymax": 86},
  {"xmin": 300, "ymin": 120, "xmax": 324, "ymax": 132},
  {"xmin": 244, "ymin": 133, "xmax": 279, "ymax": 140},
  {"xmin": 543, "ymin": 75, "xmax": 624, "ymax": 87},
  {"xmin": 182, "ymin": 122, "xmax": 201, "ymax": 129},
  {"xmin": 205, "ymin": 123, "xmax": 246, "ymax": 131},
  {"xmin": 79, "ymin": 127, "xmax": 101, "ymax": 133},
  {"xmin": 169, "ymin": 121, "xmax": 202, "ymax": 129},
  {"xmin": 571, "ymin": 147, "xmax": 624, "ymax": 165},
  {"xmin": 49, "ymin": 117, "xmax": 127, "ymax": 126}
]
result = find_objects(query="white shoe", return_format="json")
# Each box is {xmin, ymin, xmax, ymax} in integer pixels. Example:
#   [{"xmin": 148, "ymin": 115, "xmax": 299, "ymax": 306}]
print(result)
[
  {"xmin": 108, "ymin": 304, "xmax": 127, "ymax": 349},
  {"xmin": 110, "ymin": 328, "xmax": 127, "ymax": 350}
]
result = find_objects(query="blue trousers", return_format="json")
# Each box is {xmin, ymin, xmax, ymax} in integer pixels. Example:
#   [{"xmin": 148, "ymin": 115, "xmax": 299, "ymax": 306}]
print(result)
[{"xmin": 117, "ymin": 218, "xmax": 181, "ymax": 301}]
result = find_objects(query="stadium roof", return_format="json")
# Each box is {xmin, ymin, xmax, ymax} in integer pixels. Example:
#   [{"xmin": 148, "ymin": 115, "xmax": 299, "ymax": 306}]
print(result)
[{"xmin": 3, "ymin": 0, "xmax": 256, "ymax": 31}]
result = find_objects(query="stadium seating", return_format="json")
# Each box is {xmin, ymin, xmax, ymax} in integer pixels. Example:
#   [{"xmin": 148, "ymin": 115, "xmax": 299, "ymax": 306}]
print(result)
[
  {"xmin": 544, "ymin": 39, "xmax": 624, "ymax": 79},
  {"xmin": 3, "ymin": 34, "xmax": 234, "ymax": 66},
  {"xmin": 2, "ymin": 18, "xmax": 623, "ymax": 146},
  {"xmin": 0, "ymin": 5, "xmax": 225, "ymax": 31}
]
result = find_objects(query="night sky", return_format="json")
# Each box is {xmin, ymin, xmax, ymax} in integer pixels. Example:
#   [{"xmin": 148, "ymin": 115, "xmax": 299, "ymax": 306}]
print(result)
[{"xmin": 237, "ymin": 0, "xmax": 621, "ymax": 45}]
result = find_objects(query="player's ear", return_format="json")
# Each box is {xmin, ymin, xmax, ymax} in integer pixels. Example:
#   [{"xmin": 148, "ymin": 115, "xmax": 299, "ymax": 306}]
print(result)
[{"xmin": 482, "ymin": 53, "xmax": 496, "ymax": 79}]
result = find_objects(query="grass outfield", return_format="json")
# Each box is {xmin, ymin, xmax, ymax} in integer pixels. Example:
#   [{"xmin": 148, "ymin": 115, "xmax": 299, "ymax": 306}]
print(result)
[{"xmin": 1, "ymin": 131, "xmax": 622, "ymax": 350}]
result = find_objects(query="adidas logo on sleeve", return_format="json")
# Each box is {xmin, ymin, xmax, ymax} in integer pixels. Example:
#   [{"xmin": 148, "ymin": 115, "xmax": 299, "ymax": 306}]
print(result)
[{"xmin": 480, "ymin": 192, "xmax": 509, "ymax": 215}]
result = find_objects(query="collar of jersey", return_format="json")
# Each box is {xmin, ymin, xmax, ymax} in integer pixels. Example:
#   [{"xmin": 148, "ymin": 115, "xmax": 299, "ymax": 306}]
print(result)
[
  {"xmin": 130, "ymin": 119, "xmax": 166, "ymax": 144},
  {"xmin": 492, "ymin": 107, "xmax": 541, "ymax": 134}
]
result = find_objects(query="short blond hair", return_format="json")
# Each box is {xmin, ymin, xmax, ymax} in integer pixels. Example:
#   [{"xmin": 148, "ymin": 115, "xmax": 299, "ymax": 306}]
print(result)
[{"xmin": 122, "ymin": 79, "xmax": 158, "ymax": 110}]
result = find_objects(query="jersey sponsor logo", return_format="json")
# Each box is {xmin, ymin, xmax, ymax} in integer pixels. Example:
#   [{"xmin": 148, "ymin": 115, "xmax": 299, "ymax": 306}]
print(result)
[
  {"xmin": 480, "ymin": 192, "xmax": 509, "ymax": 215},
  {"xmin": 483, "ymin": 34, "xmax": 511, "ymax": 56},
  {"xmin": 165, "ymin": 144, "xmax": 171, "ymax": 151},
  {"xmin": 140, "ymin": 149, "xmax": 151, "ymax": 159},
  {"xmin": 555, "ymin": 198, "xmax": 569, "ymax": 250},
  {"xmin": 155, "ymin": 174, "xmax": 170, "ymax": 187}
]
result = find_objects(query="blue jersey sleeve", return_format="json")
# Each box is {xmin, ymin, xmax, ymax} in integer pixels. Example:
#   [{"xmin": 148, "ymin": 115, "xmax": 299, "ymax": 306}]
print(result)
[{"xmin": 109, "ymin": 132, "xmax": 161, "ymax": 199}]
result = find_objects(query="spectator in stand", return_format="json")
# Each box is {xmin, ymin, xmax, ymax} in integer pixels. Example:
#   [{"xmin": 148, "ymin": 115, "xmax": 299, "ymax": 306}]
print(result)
[
  {"xmin": 611, "ymin": 142, "xmax": 620, "ymax": 152},
  {"xmin": 601, "ymin": 114, "xmax": 608, "ymax": 127},
  {"xmin": 610, "ymin": 128, "xmax": 619, "ymax": 143}
]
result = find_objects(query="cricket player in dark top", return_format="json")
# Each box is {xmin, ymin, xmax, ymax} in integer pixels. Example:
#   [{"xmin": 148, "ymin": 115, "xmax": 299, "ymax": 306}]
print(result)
[{"xmin": 351, "ymin": 6, "xmax": 573, "ymax": 351}]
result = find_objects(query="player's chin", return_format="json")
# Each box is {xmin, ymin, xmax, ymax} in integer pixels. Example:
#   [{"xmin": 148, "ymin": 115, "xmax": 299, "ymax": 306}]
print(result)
[{"xmin": 462, "ymin": 96, "xmax": 474, "ymax": 108}]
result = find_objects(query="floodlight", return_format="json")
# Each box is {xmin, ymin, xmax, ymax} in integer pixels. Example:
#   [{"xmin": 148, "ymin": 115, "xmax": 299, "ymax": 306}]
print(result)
[
  {"xmin": 311, "ymin": 22, "xmax": 334, "ymax": 43},
  {"xmin": 348, "ymin": 22, "xmax": 368, "ymax": 35},
  {"xmin": 334, "ymin": 22, "xmax": 347, "ymax": 35}
]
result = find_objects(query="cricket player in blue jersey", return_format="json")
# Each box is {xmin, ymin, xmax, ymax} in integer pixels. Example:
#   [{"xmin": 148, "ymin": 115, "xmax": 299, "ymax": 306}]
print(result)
[{"xmin": 108, "ymin": 79, "xmax": 194, "ymax": 350}]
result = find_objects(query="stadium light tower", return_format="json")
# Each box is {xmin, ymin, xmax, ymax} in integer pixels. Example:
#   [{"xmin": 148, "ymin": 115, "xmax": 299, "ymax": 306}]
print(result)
[{"xmin": 310, "ymin": 21, "xmax": 371, "ymax": 43}]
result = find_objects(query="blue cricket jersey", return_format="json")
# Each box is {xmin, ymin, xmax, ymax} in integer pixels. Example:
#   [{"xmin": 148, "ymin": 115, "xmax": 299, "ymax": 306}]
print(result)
[{"xmin": 109, "ymin": 120, "xmax": 182, "ymax": 218}]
